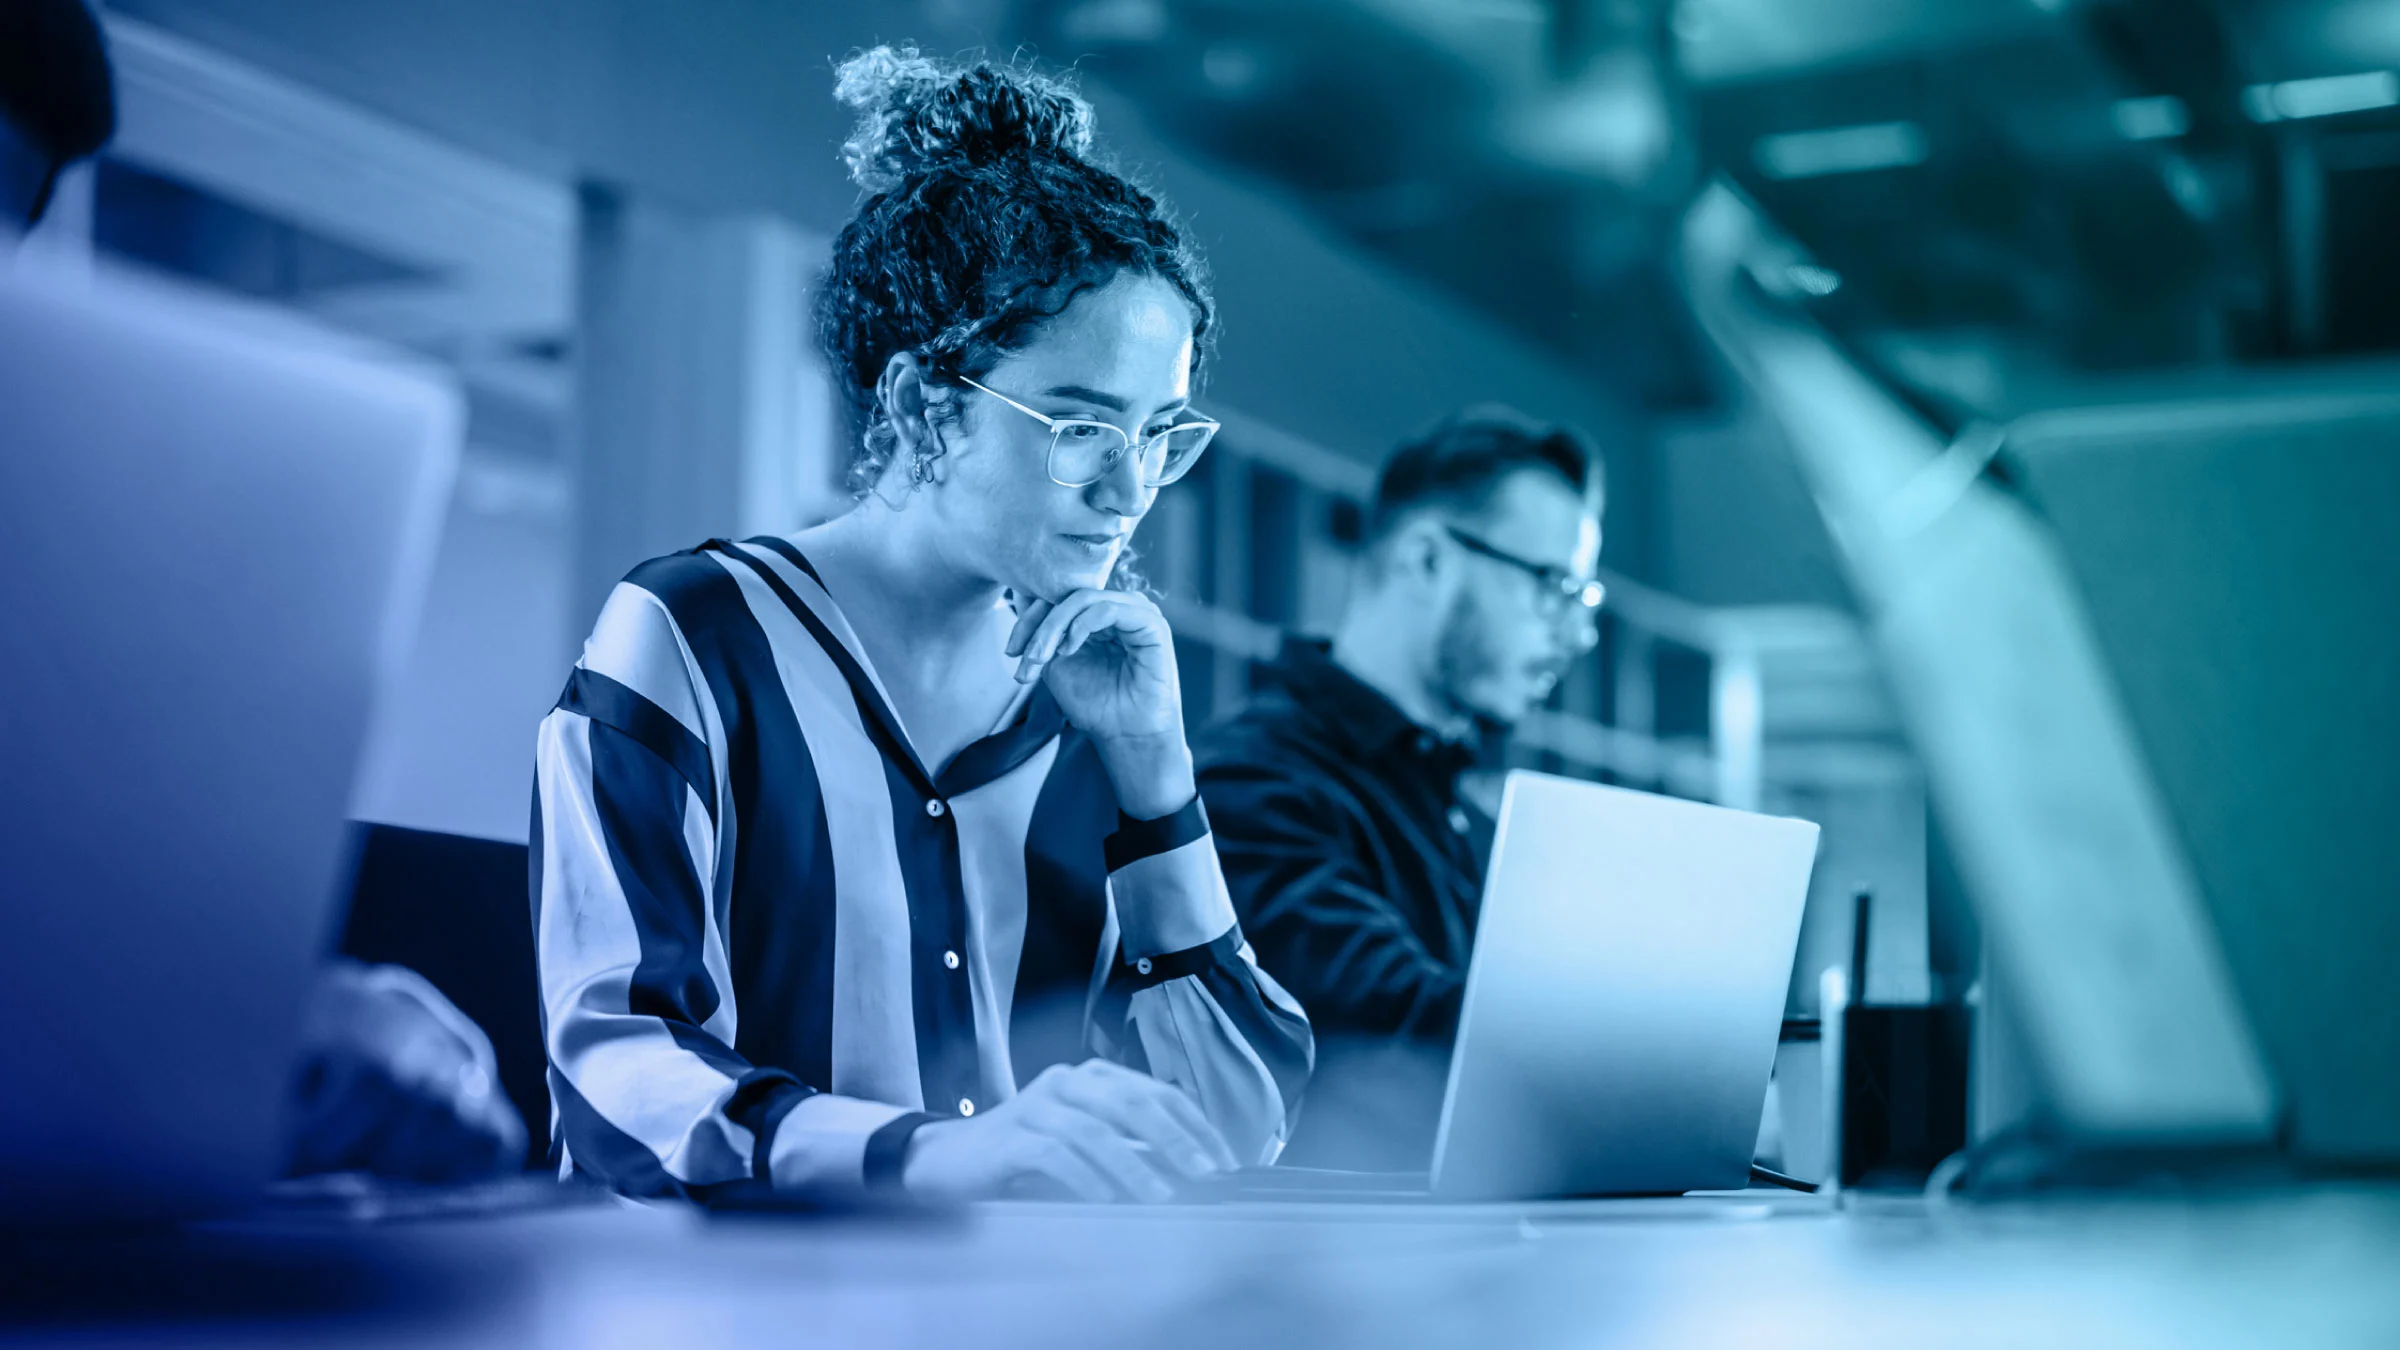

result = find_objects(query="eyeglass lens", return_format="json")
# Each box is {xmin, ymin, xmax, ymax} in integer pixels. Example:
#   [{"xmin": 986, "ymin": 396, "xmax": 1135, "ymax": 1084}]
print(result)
[{"xmin": 1048, "ymin": 422, "xmax": 1213, "ymax": 487}]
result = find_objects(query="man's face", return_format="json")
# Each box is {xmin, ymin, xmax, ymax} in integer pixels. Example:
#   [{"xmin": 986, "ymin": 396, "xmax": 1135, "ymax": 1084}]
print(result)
[{"xmin": 1429, "ymin": 470, "xmax": 1603, "ymax": 726}]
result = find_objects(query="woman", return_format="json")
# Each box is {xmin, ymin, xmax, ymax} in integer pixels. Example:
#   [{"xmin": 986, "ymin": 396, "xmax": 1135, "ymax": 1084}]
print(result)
[{"xmin": 532, "ymin": 48, "xmax": 1310, "ymax": 1203}]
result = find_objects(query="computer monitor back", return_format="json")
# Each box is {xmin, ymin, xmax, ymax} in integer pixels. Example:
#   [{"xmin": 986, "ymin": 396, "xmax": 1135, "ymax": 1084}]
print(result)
[{"xmin": 0, "ymin": 270, "xmax": 456, "ymax": 1224}]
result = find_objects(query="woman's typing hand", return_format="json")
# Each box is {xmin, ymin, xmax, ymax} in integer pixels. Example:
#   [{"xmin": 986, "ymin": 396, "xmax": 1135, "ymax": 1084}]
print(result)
[{"xmin": 901, "ymin": 1060, "xmax": 1239, "ymax": 1203}]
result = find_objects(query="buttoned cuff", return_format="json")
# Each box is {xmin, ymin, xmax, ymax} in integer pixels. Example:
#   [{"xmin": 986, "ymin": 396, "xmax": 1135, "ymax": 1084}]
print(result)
[
  {"xmin": 1117, "ymin": 925, "xmax": 1245, "ymax": 992},
  {"xmin": 1104, "ymin": 795, "xmax": 1211, "ymax": 870},
  {"xmin": 766, "ymin": 1094, "xmax": 925, "ymax": 1192},
  {"xmin": 863, "ymin": 1111, "xmax": 941, "ymax": 1191},
  {"xmin": 1106, "ymin": 804, "xmax": 1239, "ymax": 960}
]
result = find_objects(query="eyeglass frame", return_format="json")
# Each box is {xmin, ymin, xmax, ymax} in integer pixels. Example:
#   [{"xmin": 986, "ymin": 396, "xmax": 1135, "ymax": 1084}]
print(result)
[
  {"xmin": 1442, "ymin": 524, "xmax": 1606, "ymax": 617},
  {"xmin": 952, "ymin": 374, "xmax": 1220, "ymax": 489}
]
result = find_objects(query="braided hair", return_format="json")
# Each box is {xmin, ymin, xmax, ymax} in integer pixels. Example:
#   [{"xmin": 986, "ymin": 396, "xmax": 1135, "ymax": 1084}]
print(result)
[{"xmin": 814, "ymin": 47, "xmax": 1216, "ymax": 503}]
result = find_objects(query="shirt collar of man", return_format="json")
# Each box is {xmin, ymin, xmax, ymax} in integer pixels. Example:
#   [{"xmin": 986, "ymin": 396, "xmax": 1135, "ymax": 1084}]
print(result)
[{"xmin": 1268, "ymin": 636, "xmax": 1480, "ymax": 776}]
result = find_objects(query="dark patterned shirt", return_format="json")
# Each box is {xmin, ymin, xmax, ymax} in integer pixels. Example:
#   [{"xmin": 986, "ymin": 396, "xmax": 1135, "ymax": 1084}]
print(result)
[{"xmin": 1195, "ymin": 637, "xmax": 1491, "ymax": 1168}]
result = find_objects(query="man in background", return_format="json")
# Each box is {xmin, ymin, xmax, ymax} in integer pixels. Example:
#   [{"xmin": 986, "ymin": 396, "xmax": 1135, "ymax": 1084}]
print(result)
[
  {"xmin": 0, "ymin": 0, "xmax": 115, "ymax": 236},
  {"xmin": 2, "ymin": 0, "xmax": 523, "ymax": 1183},
  {"xmin": 1196, "ymin": 407, "xmax": 1605, "ymax": 1170}
]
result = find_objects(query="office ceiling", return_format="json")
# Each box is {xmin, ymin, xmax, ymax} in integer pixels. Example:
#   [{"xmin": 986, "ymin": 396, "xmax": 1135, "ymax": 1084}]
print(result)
[
  {"xmin": 97, "ymin": 0, "xmax": 2400, "ymax": 429},
  {"xmin": 1009, "ymin": 0, "xmax": 2400, "ymax": 423}
]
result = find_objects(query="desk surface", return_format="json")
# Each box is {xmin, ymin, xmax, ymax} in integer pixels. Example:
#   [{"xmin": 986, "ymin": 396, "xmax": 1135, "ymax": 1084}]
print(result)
[{"xmin": 6, "ymin": 1185, "xmax": 2397, "ymax": 1348}]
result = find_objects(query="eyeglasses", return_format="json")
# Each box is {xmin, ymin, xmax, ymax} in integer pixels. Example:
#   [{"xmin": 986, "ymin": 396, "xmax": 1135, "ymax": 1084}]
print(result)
[
  {"xmin": 1444, "ymin": 525, "xmax": 1605, "ymax": 616},
  {"xmin": 954, "ymin": 375, "xmax": 1219, "ymax": 489}
]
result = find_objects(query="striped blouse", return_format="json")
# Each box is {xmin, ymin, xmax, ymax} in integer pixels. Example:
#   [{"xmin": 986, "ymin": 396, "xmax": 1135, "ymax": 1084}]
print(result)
[{"xmin": 530, "ymin": 535, "xmax": 1311, "ymax": 1197}]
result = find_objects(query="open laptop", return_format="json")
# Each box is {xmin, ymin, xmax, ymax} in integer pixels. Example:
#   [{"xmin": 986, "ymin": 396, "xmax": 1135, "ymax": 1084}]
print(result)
[
  {"xmin": 0, "ymin": 267, "xmax": 458, "ymax": 1225},
  {"xmin": 1214, "ymin": 771, "xmax": 1820, "ymax": 1202}
]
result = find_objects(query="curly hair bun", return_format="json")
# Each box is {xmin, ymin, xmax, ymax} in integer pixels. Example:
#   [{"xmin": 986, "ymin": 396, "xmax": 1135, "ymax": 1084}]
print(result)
[{"xmin": 834, "ymin": 46, "xmax": 1097, "ymax": 194}]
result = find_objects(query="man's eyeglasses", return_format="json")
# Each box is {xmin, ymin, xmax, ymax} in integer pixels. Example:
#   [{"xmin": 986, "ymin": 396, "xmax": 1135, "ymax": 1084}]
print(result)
[
  {"xmin": 955, "ymin": 375, "xmax": 1219, "ymax": 489},
  {"xmin": 1444, "ymin": 525, "xmax": 1605, "ymax": 616}
]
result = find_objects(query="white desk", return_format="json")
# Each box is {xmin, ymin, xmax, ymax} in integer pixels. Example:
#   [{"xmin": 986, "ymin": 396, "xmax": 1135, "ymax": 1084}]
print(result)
[{"xmin": 5, "ymin": 1186, "xmax": 2396, "ymax": 1348}]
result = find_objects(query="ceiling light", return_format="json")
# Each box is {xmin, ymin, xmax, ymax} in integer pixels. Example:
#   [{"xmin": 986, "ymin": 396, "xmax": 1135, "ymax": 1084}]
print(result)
[
  {"xmin": 1057, "ymin": 0, "xmax": 1168, "ymax": 46},
  {"xmin": 2112, "ymin": 95, "xmax": 2188, "ymax": 141},
  {"xmin": 2242, "ymin": 70, "xmax": 2399, "ymax": 122},
  {"xmin": 1752, "ymin": 122, "xmax": 1928, "ymax": 180},
  {"xmin": 1200, "ymin": 43, "xmax": 1265, "ymax": 96}
]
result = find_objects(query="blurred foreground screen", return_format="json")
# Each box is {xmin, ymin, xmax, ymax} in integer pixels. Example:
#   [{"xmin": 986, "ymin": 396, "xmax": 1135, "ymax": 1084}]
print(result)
[{"xmin": 2005, "ymin": 384, "xmax": 2400, "ymax": 1163}]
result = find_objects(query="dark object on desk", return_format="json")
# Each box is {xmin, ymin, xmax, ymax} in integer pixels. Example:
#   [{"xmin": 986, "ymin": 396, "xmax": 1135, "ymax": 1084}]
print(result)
[
  {"xmin": 1748, "ymin": 1164, "xmax": 1818, "ymax": 1193},
  {"xmin": 1840, "ymin": 1004, "xmax": 1970, "ymax": 1188},
  {"xmin": 1837, "ymin": 893, "xmax": 1970, "ymax": 1188},
  {"xmin": 336, "ymin": 823, "xmax": 547, "ymax": 1169}
]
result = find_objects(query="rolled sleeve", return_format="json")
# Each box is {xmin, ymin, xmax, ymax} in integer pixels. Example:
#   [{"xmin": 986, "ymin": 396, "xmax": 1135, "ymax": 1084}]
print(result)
[
  {"xmin": 1087, "ymin": 797, "xmax": 1312, "ymax": 1164},
  {"xmin": 766, "ymin": 1094, "xmax": 929, "ymax": 1191},
  {"xmin": 1105, "ymin": 797, "xmax": 1239, "ymax": 959}
]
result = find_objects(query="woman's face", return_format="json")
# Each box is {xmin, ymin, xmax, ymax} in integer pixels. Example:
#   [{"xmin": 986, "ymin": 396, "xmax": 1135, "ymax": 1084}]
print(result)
[{"xmin": 917, "ymin": 271, "xmax": 1198, "ymax": 601}]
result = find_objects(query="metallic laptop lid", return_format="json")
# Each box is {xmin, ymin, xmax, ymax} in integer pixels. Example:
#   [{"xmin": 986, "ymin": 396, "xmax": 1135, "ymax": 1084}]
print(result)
[{"xmin": 1430, "ymin": 772, "xmax": 1819, "ymax": 1200}]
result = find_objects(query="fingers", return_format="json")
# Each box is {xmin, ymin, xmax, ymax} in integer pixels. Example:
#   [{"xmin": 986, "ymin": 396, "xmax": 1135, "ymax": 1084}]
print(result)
[
  {"xmin": 1022, "ymin": 1100, "xmax": 1176, "ymax": 1203},
  {"xmin": 1035, "ymin": 1060, "xmax": 1242, "ymax": 1172},
  {"xmin": 1009, "ymin": 1131, "xmax": 1121, "ymax": 1203},
  {"xmin": 1049, "ymin": 1063, "xmax": 1236, "ymax": 1177},
  {"xmin": 1052, "ymin": 602, "xmax": 1126, "ymax": 663},
  {"xmin": 1013, "ymin": 594, "xmax": 1086, "ymax": 683},
  {"xmin": 911, "ymin": 1063, "xmax": 1239, "ymax": 1203},
  {"xmin": 904, "ymin": 1104, "xmax": 1152, "ymax": 1204},
  {"xmin": 1098, "ymin": 1062, "xmax": 1242, "ymax": 1171},
  {"xmin": 1017, "ymin": 592, "xmax": 1135, "ymax": 680},
  {"xmin": 1013, "ymin": 592, "xmax": 1166, "ymax": 683},
  {"xmin": 1004, "ymin": 597, "xmax": 1054, "ymax": 660}
]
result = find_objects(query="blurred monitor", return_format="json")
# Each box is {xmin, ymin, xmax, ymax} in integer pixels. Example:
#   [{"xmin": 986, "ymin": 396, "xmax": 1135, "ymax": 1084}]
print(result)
[
  {"xmin": 2001, "ymin": 383, "xmax": 2400, "ymax": 1164},
  {"xmin": 1684, "ymin": 185, "xmax": 2390, "ymax": 1170},
  {"xmin": 0, "ymin": 266, "xmax": 458, "ymax": 1223}
]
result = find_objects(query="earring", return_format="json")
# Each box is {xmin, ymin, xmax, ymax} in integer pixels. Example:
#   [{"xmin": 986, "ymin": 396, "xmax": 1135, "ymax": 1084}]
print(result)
[{"xmin": 909, "ymin": 451, "xmax": 935, "ymax": 490}]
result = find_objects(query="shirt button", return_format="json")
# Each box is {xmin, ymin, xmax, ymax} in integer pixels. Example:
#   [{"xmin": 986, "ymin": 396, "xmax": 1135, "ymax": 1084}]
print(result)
[
  {"xmin": 1448, "ymin": 806, "xmax": 1471, "ymax": 834},
  {"xmin": 925, "ymin": 798, "xmax": 946, "ymax": 818},
  {"xmin": 1135, "ymin": 957, "xmax": 1153, "ymax": 976},
  {"xmin": 943, "ymin": 949, "xmax": 961, "ymax": 970},
  {"xmin": 958, "ymin": 1098, "xmax": 975, "ymax": 1117}
]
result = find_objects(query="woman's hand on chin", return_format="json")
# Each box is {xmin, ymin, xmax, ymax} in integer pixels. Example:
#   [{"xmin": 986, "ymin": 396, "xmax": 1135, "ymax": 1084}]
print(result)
[{"xmin": 1005, "ymin": 589, "xmax": 1195, "ymax": 820}]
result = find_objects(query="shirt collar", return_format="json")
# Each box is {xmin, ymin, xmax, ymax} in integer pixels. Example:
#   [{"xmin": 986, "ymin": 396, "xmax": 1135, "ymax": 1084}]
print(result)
[{"xmin": 1267, "ymin": 636, "xmax": 1478, "ymax": 773}]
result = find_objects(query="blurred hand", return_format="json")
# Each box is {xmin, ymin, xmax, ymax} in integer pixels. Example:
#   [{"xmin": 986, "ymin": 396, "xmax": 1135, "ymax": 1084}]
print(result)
[
  {"xmin": 1005, "ymin": 590, "xmax": 1194, "ymax": 820},
  {"xmin": 286, "ymin": 961, "xmax": 527, "ymax": 1184},
  {"xmin": 901, "ymin": 1060, "xmax": 1238, "ymax": 1203}
]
